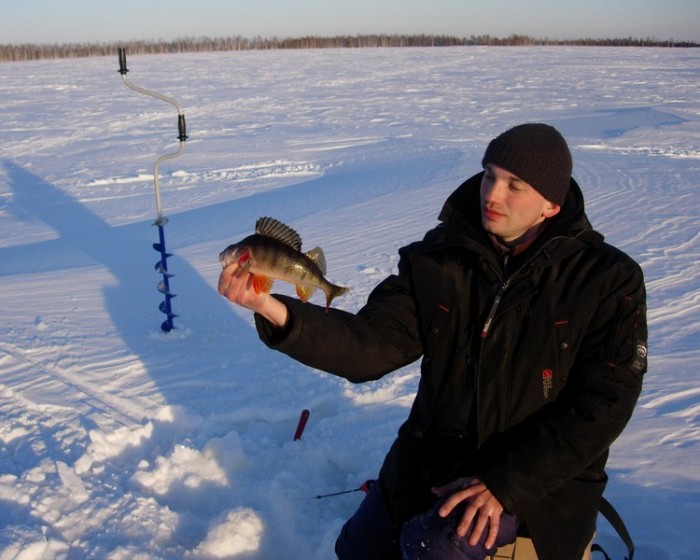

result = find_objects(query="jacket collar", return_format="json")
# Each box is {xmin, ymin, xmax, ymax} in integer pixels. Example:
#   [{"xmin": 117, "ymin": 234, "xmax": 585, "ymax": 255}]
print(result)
[{"xmin": 434, "ymin": 172, "xmax": 603, "ymax": 257}]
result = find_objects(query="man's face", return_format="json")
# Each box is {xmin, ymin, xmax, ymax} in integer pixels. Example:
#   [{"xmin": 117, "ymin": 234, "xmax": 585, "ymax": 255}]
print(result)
[{"xmin": 480, "ymin": 164, "xmax": 561, "ymax": 244}]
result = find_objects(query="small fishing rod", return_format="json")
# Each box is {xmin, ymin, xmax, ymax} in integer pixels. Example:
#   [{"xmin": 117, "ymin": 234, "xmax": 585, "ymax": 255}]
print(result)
[{"xmin": 314, "ymin": 480, "xmax": 375, "ymax": 500}]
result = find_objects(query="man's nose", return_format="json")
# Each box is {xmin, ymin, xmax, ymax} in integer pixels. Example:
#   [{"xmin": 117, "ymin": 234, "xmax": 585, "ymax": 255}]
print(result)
[{"xmin": 484, "ymin": 181, "xmax": 506, "ymax": 203}]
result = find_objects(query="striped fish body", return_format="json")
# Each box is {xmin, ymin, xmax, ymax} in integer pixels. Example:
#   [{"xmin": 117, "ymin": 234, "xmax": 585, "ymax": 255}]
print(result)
[{"xmin": 219, "ymin": 217, "xmax": 349, "ymax": 309}]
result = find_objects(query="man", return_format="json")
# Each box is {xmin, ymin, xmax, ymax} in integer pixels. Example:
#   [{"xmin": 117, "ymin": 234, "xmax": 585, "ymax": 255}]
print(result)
[{"xmin": 218, "ymin": 124, "xmax": 647, "ymax": 560}]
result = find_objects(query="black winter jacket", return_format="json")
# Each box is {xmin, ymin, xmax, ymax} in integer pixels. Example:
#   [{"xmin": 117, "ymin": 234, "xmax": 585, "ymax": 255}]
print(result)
[{"xmin": 256, "ymin": 173, "xmax": 647, "ymax": 560}]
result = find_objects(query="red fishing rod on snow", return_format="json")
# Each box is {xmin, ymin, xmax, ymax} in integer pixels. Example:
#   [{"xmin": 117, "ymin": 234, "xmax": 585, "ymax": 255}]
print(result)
[{"xmin": 117, "ymin": 48, "xmax": 187, "ymax": 332}]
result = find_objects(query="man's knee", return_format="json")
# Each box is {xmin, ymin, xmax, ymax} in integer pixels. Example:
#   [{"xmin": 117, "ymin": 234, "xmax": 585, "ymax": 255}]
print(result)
[
  {"xmin": 335, "ymin": 481, "xmax": 401, "ymax": 560},
  {"xmin": 400, "ymin": 499, "xmax": 518, "ymax": 560}
]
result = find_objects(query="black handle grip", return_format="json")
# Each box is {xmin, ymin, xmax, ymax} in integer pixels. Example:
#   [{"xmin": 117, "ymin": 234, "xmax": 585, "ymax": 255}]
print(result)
[
  {"xmin": 178, "ymin": 114, "xmax": 188, "ymax": 141},
  {"xmin": 118, "ymin": 48, "xmax": 128, "ymax": 75}
]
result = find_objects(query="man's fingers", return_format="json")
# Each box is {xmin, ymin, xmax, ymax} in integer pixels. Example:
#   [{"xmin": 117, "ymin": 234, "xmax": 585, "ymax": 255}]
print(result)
[
  {"xmin": 217, "ymin": 266, "xmax": 232, "ymax": 294},
  {"xmin": 465, "ymin": 510, "xmax": 489, "ymax": 544},
  {"xmin": 434, "ymin": 478, "xmax": 506, "ymax": 547},
  {"xmin": 484, "ymin": 514, "xmax": 501, "ymax": 549},
  {"xmin": 454, "ymin": 490, "xmax": 489, "ymax": 538},
  {"xmin": 454, "ymin": 500, "xmax": 479, "ymax": 537},
  {"xmin": 458, "ymin": 502, "xmax": 501, "ymax": 546},
  {"xmin": 232, "ymin": 262, "xmax": 249, "ymax": 279},
  {"xmin": 438, "ymin": 487, "xmax": 474, "ymax": 517},
  {"xmin": 218, "ymin": 263, "xmax": 247, "ymax": 298}
]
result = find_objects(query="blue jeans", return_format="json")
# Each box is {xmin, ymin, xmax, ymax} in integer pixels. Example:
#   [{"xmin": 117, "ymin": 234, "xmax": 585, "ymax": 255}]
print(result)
[{"xmin": 335, "ymin": 481, "xmax": 518, "ymax": 560}]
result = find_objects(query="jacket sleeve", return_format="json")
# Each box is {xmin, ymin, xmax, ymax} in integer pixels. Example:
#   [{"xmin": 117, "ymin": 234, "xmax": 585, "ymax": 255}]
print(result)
[
  {"xmin": 478, "ymin": 256, "xmax": 647, "ymax": 514},
  {"xmin": 254, "ymin": 258, "xmax": 424, "ymax": 383}
]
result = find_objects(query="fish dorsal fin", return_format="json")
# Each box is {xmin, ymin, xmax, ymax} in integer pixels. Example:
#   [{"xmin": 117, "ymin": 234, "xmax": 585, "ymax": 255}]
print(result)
[
  {"xmin": 255, "ymin": 217, "xmax": 302, "ymax": 251},
  {"xmin": 305, "ymin": 246, "xmax": 327, "ymax": 276}
]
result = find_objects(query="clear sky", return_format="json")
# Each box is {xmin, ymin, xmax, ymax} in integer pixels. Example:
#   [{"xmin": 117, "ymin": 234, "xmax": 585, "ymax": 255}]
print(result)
[{"xmin": 1, "ymin": 0, "xmax": 698, "ymax": 45}]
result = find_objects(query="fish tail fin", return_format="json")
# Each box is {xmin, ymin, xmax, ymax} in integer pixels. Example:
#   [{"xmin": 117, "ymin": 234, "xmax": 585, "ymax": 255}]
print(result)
[
  {"xmin": 296, "ymin": 285, "xmax": 316, "ymax": 303},
  {"xmin": 305, "ymin": 246, "xmax": 327, "ymax": 275},
  {"xmin": 324, "ymin": 284, "xmax": 350, "ymax": 312},
  {"xmin": 252, "ymin": 274, "xmax": 274, "ymax": 295}
]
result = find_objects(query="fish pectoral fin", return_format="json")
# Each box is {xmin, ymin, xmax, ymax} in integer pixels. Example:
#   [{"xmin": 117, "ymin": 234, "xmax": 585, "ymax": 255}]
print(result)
[
  {"xmin": 252, "ymin": 274, "xmax": 274, "ymax": 294},
  {"xmin": 296, "ymin": 285, "xmax": 316, "ymax": 303}
]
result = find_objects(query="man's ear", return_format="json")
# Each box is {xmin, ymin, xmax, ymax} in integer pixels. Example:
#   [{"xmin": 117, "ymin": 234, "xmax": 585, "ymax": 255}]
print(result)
[{"xmin": 542, "ymin": 202, "xmax": 561, "ymax": 219}]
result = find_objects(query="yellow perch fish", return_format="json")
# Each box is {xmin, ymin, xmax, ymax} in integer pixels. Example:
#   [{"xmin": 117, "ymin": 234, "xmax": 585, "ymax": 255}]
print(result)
[{"xmin": 219, "ymin": 217, "xmax": 350, "ymax": 310}]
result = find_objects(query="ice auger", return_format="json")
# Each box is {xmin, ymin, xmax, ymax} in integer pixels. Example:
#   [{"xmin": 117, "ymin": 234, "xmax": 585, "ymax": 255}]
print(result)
[{"xmin": 117, "ymin": 48, "xmax": 187, "ymax": 332}]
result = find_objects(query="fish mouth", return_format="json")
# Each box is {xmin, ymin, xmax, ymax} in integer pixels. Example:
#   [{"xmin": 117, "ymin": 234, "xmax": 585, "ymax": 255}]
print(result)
[{"xmin": 219, "ymin": 245, "xmax": 241, "ymax": 268}]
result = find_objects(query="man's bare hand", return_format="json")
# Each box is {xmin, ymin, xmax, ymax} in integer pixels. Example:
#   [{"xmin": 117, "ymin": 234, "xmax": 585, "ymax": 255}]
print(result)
[
  {"xmin": 218, "ymin": 263, "xmax": 289, "ymax": 328},
  {"xmin": 433, "ymin": 477, "xmax": 504, "ymax": 549}
]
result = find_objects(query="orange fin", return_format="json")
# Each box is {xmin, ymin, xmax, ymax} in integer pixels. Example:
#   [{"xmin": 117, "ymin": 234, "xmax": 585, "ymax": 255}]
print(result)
[
  {"xmin": 252, "ymin": 274, "xmax": 274, "ymax": 294},
  {"xmin": 296, "ymin": 285, "xmax": 316, "ymax": 303}
]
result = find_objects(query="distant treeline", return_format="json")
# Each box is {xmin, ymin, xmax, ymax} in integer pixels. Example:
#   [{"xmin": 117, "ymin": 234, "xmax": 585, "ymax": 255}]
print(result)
[{"xmin": 1, "ymin": 33, "xmax": 698, "ymax": 62}]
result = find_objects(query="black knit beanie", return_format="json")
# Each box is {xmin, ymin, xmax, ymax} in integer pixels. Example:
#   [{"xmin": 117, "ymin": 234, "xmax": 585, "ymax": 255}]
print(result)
[{"xmin": 481, "ymin": 123, "xmax": 572, "ymax": 206}]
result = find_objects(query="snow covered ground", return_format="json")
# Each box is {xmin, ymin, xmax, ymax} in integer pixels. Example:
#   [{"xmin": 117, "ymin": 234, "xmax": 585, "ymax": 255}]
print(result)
[{"xmin": 0, "ymin": 46, "xmax": 698, "ymax": 559}]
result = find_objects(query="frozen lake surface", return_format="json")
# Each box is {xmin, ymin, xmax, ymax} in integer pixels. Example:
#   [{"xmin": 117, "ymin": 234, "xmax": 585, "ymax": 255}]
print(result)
[{"xmin": 1, "ymin": 46, "xmax": 699, "ymax": 559}]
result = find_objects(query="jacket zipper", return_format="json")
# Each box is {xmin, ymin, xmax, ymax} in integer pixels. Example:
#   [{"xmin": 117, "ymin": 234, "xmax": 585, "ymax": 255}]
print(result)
[
  {"xmin": 480, "ymin": 279, "xmax": 509, "ymax": 338},
  {"xmin": 478, "ymin": 230, "xmax": 590, "ymax": 338}
]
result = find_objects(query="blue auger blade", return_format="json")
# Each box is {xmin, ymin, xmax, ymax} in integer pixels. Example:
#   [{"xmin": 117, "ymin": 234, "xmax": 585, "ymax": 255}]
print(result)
[
  {"xmin": 161, "ymin": 319, "xmax": 175, "ymax": 333},
  {"xmin": 155, "ymin": 261, "xmax": 175, "ymax": 277},
  {"xmin": 159, "ymin": 301, "xmax": 178, "ymax": 316},
  {"xmin": 153, "ymin": 247, "xmax": 173, "ymax": 259},
  {"xmin": 157, "ymin": 281, "xmax": 175, "ymax": 296},
  {"xmin": 153, "ymin": 242, "xmax": 172, "ymax": 257}
]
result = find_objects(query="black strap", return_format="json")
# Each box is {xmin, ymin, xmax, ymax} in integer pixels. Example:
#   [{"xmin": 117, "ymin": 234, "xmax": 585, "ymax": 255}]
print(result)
[
  {"xmin": 592, "ymin": 496, "xmax": 635, "ymax": 560},
  {"xmin": 591, "ymin": 543, "xmax": 613, "ymax": 560}
]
